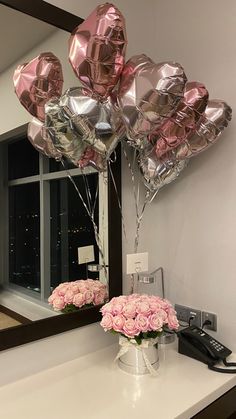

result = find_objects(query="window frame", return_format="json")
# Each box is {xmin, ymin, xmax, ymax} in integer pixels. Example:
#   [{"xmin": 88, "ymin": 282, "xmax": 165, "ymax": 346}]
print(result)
[{"xmin": 6, "ymin": 136, "xmax": 105, "ymax": 304}]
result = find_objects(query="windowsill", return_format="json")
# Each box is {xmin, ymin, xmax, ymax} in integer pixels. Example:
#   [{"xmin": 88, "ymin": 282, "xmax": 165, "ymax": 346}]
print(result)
[{"xmin": 0, "ymin": 289, "xmax": 58, "ymax": 321}]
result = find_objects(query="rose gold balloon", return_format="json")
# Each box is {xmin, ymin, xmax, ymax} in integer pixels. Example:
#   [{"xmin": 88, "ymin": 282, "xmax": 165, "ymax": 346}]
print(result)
[
  {"xmin": 69, "ymin": 3, "xmax": 127, "ymax": 98},
  {"xmin": 152, "ymin": 82, "xmax": 209, "ymax": 158},
  {"xmin": 175, "ymin": 99, "xmax": 232, "ymax": 159},
  {"xmin": 13, "ymin": 52, "xmax": 63, "ymax": 121},
  {"xmin": 117, "ymin": 54, "xmax": 187, "ymax": 145},
  {"xmin": 28, "ymin": 118, "xmax": 61, "ymax": 159},
  {"xmin": 78, "ymin": 147, "xmax": 107, "ymax": 172}
]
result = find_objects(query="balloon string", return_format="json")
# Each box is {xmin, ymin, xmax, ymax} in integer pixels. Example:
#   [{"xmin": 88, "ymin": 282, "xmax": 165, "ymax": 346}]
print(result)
[
  {"xmin": 108, "ymin": 160, "xmax": 127, "ymax": 241},
  {"xmin": 61, "ymin": 159, "xmax": 108, "ymax": 281},
  {"xmin": 122, "ymin": 142, "xmax": 159, "ymax": 294},
  {"xmin": 122, "ymin": 143, "xmax": 139, "ymax": 225},
  {"xmin": 80, "ymin": 169, "xmax": 108, "ymax": 280}
]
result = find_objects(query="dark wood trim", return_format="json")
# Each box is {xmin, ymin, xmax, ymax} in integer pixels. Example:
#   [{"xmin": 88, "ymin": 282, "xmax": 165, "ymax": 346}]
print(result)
[
  {"xmin": 0, "ymin": 305, "xmax": 102, "ymax": 351},
  {"xmin": 191, "ymin": 386, "xmax": 236, "ymax": 419},
  {"xmin": 0, "ymin": 304, "xmax": 31, "ymax": 325},
  {"xmin": 0, "ymin": 1, "xmax": 122, "ymax": 351},
  {"xmin": 0, "ymin": 0, "xmax": 83, "ymax": 32},
  {"xmin": 108, "ymin": 143, "xmax": 122, "ymax": 299}
]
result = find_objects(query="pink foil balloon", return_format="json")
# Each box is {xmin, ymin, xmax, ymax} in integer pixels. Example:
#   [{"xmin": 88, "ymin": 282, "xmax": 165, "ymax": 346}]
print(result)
[
  {"xmin": 117, "ymin": 54, "xmax": 187, "ymax": 145},
  {"xmin": 28, "ymin": 118, "xmax": 61, "ymax": 159},
  {"xmin": 13, "ymin": 52, "xmax": 63, "ymax": 121},
  {"xmin": 78, "ymin": 147, "xmax": 107, "ymax": 172},
  {"xmin": 69, "ymin": 3, "xmax": 127, "ymax": 98},
  {"xmin": 175, "ymin": 99, "xmax": 232, "ymax": 159},
  {"xmin": 151, "ymin": 81, "xmax": 209, "ymax": 158}
]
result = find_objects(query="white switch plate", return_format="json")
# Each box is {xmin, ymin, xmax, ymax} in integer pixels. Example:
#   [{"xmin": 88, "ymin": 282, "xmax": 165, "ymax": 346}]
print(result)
[
  {"xmin": 126, "ymin": 252, "xmax": 148, "ymax": 274},
  {"xmin": 78, "ymin": 245, "xmax": 95, "ymax": 264}
]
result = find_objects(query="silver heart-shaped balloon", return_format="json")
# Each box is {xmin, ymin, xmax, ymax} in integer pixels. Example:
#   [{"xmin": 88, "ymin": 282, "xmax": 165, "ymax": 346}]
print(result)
[
  {"xmin": 139, "ymin": 143, "xmax": 188, "ymax": 192},
  {"xmin": 28, "ymin": 117, "xmax": 61, "ymax": 160},
  {"xmin": 60, "ymin": 87, "xmax": 123, "ymax": 157},
  {"xmin": 175, "ymin": 99, "xmax": 232, "ymax": 159},
  {"xmin": 44, "ymin": 98, "xmax": 87, "ymax": 164},
  {"xmin": 118, "ymin": 54, "xmax": 187, "ymax": 146}
]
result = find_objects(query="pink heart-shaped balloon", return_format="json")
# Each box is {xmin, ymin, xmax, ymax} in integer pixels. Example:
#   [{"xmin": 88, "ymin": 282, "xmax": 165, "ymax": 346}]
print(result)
[
  {"xmin": 151, "ymin": 81, "xmax": 209, "ymax": 158},
  {"xmin": 117, "ymin": 54, "xmax": 187, "ymax": 145},
  {"xmin": 69, "ymin": 3, "xmax": 127, "ymax": 98},
  {"xmin": 13, "ymin": 52, "xmax": 63, "ymax": 121},
  {"xmin": 175, "ymin": 99, "xmax": 232, "ymax": 159}
]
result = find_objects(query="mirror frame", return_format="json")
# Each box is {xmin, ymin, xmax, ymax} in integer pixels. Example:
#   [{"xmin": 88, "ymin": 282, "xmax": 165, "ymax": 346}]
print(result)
[{"xmin": 0, "ymin": 0, "xmax": 122, "ymax": 351}]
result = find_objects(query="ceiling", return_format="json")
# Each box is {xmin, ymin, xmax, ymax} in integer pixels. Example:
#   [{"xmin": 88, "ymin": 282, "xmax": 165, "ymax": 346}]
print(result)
[{"xmin": 0, "ymin": 4, "xmax": 57, "ymax": 74}]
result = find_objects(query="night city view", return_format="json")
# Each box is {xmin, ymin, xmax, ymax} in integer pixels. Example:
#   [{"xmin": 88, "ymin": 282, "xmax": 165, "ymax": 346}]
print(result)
[{"xmin": 8, "ymin": 139, "xmax": 99, "ymax": 295}]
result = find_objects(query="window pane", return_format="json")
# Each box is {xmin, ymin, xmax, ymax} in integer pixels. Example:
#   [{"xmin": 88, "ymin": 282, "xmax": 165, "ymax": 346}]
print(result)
[
  {"xmin": 8, "ymin": 138, "xmax": 39, "ymax": 180},
  {"xmin": 50, "ymin": 174, "xmax": 99, "ymax": 289},
  {"xmin": 9, "ymin": 183, "xmax": 40, "ymax": 292}
]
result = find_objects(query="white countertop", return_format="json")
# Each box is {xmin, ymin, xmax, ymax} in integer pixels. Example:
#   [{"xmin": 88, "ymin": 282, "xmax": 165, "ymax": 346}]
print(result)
[{"xmin": 0, "ymin": 340, "xmax": 235, "ymax": 419}]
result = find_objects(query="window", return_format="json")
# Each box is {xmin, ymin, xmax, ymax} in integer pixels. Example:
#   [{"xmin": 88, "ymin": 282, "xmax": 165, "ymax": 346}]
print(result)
[{"xmin": 3, "ymin": 134, "xmax": 105, "ymax": 303}]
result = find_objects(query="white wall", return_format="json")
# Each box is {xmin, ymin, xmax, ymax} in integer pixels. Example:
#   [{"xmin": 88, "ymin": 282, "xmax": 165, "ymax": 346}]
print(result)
[
  {"xmin": 47, "ymin": 0, "xmax": 236, "ymax": 351},
  {"xmin": 0, "ymin": 28, "xmax": 79, "ymax": 135}
]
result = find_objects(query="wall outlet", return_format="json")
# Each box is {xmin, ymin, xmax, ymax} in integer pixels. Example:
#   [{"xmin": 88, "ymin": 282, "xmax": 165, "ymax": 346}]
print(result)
[
  {"xmin": 202, "ymin": 311, "xmax": 217, "ymax": 331},
  {"xmin": 126, "ymin": 252, "xmax": 148, "ymax": 275},
  {"xmin": 78, "ymin": 245, "xmax": 95, "ymax": 264},
  {"xmin": 175, "ymin": 304, "xmax": 202, "ymax": 327}
]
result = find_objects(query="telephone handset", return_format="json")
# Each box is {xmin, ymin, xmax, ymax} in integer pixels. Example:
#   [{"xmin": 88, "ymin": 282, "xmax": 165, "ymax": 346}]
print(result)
[{"xmin": 177, "ymin": 326, "xmax": 236, "ymax": 373}]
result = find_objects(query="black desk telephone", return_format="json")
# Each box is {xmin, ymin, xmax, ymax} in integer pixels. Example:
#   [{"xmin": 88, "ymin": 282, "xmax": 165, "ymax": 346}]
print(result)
[{"xmin": 177, "ymin": 326, "xmax": 236, "ymax": 373}]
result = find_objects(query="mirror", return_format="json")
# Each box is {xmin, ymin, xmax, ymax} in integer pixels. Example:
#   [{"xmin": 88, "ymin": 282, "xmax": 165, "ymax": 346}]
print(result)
[{"xmin": 0, "ymin": 0, "xmax": 122, "ymax": 350}]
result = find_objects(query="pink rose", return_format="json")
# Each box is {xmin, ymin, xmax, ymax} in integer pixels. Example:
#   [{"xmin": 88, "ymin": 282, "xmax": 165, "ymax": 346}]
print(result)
[
  {"xmin": 48, "ymin": 294, "xmax": 55, "ymax": 304},
  {"xmin": 113, "ymin": 315, "xmax": 125, "ymax": 333},
  {"xmin": 135, "ymin": 314, "xmax": 149, "ymax": 333},
  {"xmin": 100, "ymin": 313, "xmax": 113, "ymax": 331},
  {"xmin": 64, "ymin": 290, "xmax": 75, "ymax": 304},
  {"xmin": 52, "ymin": 297, "xmax": 65, "ymax": 311},
  {"xmin": 123, "ymin": 318, "xmax": 140, "ymax": 338},
  {"xmin": 73, "ymin": 293, "xmax": 85, "ymax": 308},
  {"xmin": 136, "ymin": 301, "xmax": 151, "ymax": 316},
  {"xmin": 84, "ymin": 289, "xmax": 94, "ymax": 304},
  {"xmin": 158, "ymin": 309, "xmax": 168, "ymax": 322},
  {"xmin": 94, "ymin": 292, "xmax": 105, "ymax": 305},
  {"xmin": 167, "ymin": 314, "xmax": 179, "ymax": 330},
  {"xmin": 112, "ymin": 302, "xmax": 124, "ymax": 315},
  {"xmin": 149, "ymin": 300, "xmax": 161, "ymax": 313},
  {"xmin": 57, "ymin": 284, "xmax": 69, "ymax": 296},
  {"xmin": 122, "ymin": 302, "xmax": 136, "ymax": 319},
  {"xmin": 116, "ymin": 296, "xmax": 128, "ymax": 304},
  {"xmin": 148, "ymin": 313, "xmax": 163, "ymax": 331},
  {"xmin": 100, "ymin": 302, "xmax": 113, "ymax": 315},
  {"xmin": 160, "ymin": 299, "xmax": 172, "ymax": 310}
]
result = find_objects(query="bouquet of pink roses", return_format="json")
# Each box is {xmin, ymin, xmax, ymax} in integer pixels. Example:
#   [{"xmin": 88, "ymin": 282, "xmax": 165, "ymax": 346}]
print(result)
[
  {"xmin": 100, "ymin": 294, "xmax": 179, "ymax": 344},
  {"xmin": 48, "ymin": 279, "xmax": 108, "ymax": 312}
]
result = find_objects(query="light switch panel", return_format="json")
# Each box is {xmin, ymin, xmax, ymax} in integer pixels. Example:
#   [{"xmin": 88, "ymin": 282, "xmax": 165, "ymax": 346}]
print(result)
[
  {"xmin": 126, "ymin": 252, "xmax": 148, "ymax": 274},
  {"xmin": 78, "ymin": 245, "xmax": 95, "ymax": 264}
]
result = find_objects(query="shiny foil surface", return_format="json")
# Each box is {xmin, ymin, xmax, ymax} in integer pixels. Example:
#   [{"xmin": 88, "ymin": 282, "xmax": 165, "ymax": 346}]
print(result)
[
  {"xmin": 175, "ymin": 99, "xmax": 232, "ymax": 159},
  {"xmin": 69, "ymin": 3, "xmax": 127, "ymax": 98},
  {"xmin": 13, "ymin": 52, "xmax": 63, "ymax": 121},
  {"xmin": 28, "ymin": 117, "xmax": 61, "ymax": 159},
  {"xmin": 152, "ymin": 81, "xmax": 209, "ymax": 158},
  {"xmin": 118, "ymin": 54, "xmax": 187, "ymax": 144},
  {"xmin": 60, "ymin": 87, "xmax": 121, "ymax": 157},
  {"xmin": 44, "ymin": 98, "xmax": 87, "ymax": 165},
  {"xmin": 139, "ymin": 143, "xmax": 187, "ymax": 192},
  {"xmin": 78, "ymin": 147, "xmax": 107, "ymax": 172}
]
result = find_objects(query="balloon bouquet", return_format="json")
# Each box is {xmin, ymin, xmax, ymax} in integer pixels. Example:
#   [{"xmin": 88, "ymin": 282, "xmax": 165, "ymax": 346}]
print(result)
[{"xmin": 13, "ymin": 3, "xmax": 232, "ymax": 284}]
